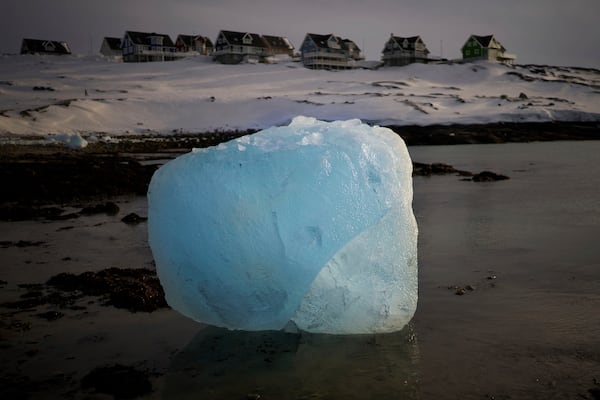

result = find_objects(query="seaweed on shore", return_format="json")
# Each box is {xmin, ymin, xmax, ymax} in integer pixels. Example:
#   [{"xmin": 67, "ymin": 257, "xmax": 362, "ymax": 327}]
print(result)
[{"xmin": 1, "ymin": 267, "xmax": 167, "ymax": 314}]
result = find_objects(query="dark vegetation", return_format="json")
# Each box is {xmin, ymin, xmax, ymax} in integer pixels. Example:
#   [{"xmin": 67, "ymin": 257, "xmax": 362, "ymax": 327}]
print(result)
[
  {"xmin": 1, "ymin": 267, "xmax": 167, "ymax": 313},
  {"xmin": 388, "ymin": 121, "xmax": 600, "ymax": 146}
]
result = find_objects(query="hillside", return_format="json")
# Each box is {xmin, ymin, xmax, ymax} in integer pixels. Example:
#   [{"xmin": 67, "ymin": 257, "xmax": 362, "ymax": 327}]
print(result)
[{"xmin": 1, "ymin": 55, "xmax": 599, "ymax": 139}]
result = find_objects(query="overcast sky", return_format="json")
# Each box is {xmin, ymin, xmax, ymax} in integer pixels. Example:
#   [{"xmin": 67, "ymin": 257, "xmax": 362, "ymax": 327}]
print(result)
[{"xmin": 3, "ymin": 0, "xmax": 599, "ymax": 68}]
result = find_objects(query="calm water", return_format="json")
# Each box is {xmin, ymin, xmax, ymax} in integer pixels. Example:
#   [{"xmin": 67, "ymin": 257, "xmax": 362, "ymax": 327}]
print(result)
[
  {"xmin": 410, "ymin": 141, "xmax": 600, "ymax": 399},
  {"xmin": 1, "ymin": 141, "xmax": 599, "ymax": 399},
  {"xmin": 166, "ymin": 141, "xmax": 600, "ymax": 399}
]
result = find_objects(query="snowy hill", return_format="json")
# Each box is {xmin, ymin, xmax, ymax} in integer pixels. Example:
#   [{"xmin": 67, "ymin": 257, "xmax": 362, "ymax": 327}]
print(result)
[{"xmin": 1, "ymin": 55, "xmax": 599, "ymax": 137}]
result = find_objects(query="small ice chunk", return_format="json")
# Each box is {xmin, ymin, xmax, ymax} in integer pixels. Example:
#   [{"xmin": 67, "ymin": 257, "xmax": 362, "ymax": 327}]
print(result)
[
  {"xmin": 147, "ymin": 116, "xmax": 418, "ymax": 334},
  {"xmin": 49, "ymin": 132, "xmax": 88, "ymax": 149}
]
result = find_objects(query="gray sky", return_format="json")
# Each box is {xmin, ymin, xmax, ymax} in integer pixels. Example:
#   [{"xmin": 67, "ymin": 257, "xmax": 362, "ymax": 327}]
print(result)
[{"xmin": 3, "ymin": 0, "xmax": 599, "ymax": 68}]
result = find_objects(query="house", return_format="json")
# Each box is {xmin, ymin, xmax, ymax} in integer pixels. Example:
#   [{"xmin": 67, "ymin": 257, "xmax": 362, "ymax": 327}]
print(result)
[
  {"xmin": 194, "ymin": 35, "xmax": 213, "ymax": 55},
  {"xmin": 461, "ymin": 34, "xmax": 516, "ymax": 64},
  {"xmin": 175, "ymin": 34, "xmax": 213, "ymax": 55},
  {"xmin": 381, "ymin": 34, "xmax": 429, "ymax": 66},
  {"xmin": 99, "ymin": 37, "xmax": 122, "ymax": 59},
  {"xmin": 121, "ymin": 31, "xmax": 178, "ymax": 63},
  {"xmin": 300, "ymin": 33, "xmax": 364, "ymax": 70},
  {"xmin": 262, "ymin": 35, "xmax": 294, "ymax": 57},
  {"xmin": 213, "ymin": 30, "xmax": 271, "ymax": 64},
  {"xmin": 20, "ymin": 38, "xmax": 71, "ymax": 55}
]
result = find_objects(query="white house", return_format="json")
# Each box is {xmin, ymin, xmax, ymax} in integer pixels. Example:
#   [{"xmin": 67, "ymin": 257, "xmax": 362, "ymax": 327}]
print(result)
[
  {"xmin": 121, "ymin": 31, "xmax": 178, "ymax": 63},
  {"xmin": 99, "ymin": 37, "xmax": 122, "ymax": 59},
  {"xmin": 21, "ymin": 38, "xmax": 71, "ymax": 55},
  {"xmin": 213, "ymin": 30, "xmax": 270, "ymax": 64},
  {"xmin": 382, "ymin": 35, "xmax": 430, "ymax": 66},
  {"xmin": 175, "ymin": 34, "xmax": 213, "ymax": 55},
  {"xmin": 300, "ymin": 33, "xmax": 363, "ymax": 70}
]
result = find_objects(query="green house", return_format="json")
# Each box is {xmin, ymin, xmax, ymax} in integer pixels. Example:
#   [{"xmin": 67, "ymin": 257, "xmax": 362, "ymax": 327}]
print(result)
[{"xmin": 461, "ymin": 34, "xmax": 515, "ymax": 64}]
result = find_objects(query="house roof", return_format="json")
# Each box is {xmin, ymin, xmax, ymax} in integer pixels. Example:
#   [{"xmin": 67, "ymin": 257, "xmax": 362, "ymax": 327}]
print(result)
[
  {"xmin": 103, "ymin": 37, "xmax": 122, "ymax": 51},
  {"xmin": 195, "ymin": 35, "xmax": 213, "ymax": 47},
  {"xmin": 176, "ymin": 34, "xmax": 213, "ymax": 47},
  {"xmin": 342, "ymin": 39, "xmax": 361, "ymax": 52},
  {"xmin": 306, "ymin": 33, "xmax": 360, "ymax": 52},
  {"xmin": 466, "ymin": 34, "xmax": 506, "ymax": 51},
  {"xmin": 391, "ymin": 36, "xmax": 420, "ymax": 48},
  {"xmin": 472, "ymin": 35, "xmax": 494, "ymax": 47},
  {"xmin": 176, "ymin": 34, "xmax": 195, "ymax": 46},
  {"xmin": 262, "ymin": 35, "xmax": 294, "ymax": 50},
  {"xmin": 124, "ymin": 31, "xmax": 175, "ymax": 47},
  {"xmin": 306, "ymin": 33, "xmax": 337, "ymax": 49},
  {"xmin": 21, "ymin": 38, "xmax": 71, "ymax": 54},
  {"xmin": 385, "ymin": 35, "xmax": 429, "ymax": 55},
  {"xmin": 219, "ymin": 30, "xmax": 269, "ymax": 48}
]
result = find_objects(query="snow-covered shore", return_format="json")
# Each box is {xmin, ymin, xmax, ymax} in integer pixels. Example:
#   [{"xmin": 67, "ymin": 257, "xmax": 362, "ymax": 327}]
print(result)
[{"xmin": 1, "ymin": 54, "xmax": 599, "ymax": 137}]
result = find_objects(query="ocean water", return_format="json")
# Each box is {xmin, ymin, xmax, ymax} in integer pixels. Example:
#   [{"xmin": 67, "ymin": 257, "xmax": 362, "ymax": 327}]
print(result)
[
  {"xmin": 1, "ymin": 141, "xmax": 599, "ymax": 399},
  {"xmin": 410, "ymin": 140, "xmax": 600, "ymax": 398},
  {"xmin": 165, "ymin": 140, "xmax": 600, "ymax": 399}
]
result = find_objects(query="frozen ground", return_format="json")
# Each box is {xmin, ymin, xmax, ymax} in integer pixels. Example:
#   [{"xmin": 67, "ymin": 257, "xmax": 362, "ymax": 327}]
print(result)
[{"xmin": 1, "ymin": 55, "xmax": 599, "ymax": 137}]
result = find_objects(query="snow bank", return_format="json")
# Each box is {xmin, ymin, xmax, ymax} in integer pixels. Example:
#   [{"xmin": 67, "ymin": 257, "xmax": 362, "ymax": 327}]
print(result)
[{"xmin": 1, "ymin": 55, "xmax": 599, "ymax": 136}]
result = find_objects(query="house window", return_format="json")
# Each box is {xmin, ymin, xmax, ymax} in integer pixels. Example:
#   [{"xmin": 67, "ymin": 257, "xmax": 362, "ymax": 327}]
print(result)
[
  {"xmin": 474, "ymin": 48, "xmax": 479, "ymax": 55},
  {"xmin": 466, "ymin": 50, "xmax": 470, "ymax": 56}
]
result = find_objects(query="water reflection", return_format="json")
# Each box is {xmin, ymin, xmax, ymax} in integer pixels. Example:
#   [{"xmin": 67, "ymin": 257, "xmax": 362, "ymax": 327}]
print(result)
[{"xmin": 163, "ymin": 324, "xmax": 419, "ymax": 399}]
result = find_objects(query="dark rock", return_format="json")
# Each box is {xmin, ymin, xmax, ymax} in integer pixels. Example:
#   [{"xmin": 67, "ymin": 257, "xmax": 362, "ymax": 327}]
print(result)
[
  {"xmin": 32, "ymin": 86, "xmax": 54, "ymax": 91},
  {"xmin": 519, "ymin": 92, "xmax": 529, "ymax": 99},
  {"xmin": 412, "ymin": 162, "xmax": 472, "ymax": 177},
  {"xmin": 472, "ymin": 171, "xmax": 510, "ymax": 182},
  {"xmin": 36, "ymin": 311, "xmax": 65, "ymax": 321},
  {"xmin": 0, "ymin": 154, "xmax": 158, "ymax": 206},
  {"xmin": 2, "ymin": 268, "xmax": 167, "ymax": 313},
  {"xmin": 121, "ymin": 213, "xmax": 147, "ymax": 225},
  {"xmin": 81, "ymin": 364, "xmax": 152, "ymax": 399},
  {"xmin": 47, "ymin": 268, "xmax": 167, "ymax": 312}
]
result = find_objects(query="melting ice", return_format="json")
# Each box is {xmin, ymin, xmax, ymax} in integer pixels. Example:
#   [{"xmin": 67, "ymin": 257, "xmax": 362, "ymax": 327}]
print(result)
[{"xmin": 147, "ymin": 116, "xmax": 418, "ymax": 334}]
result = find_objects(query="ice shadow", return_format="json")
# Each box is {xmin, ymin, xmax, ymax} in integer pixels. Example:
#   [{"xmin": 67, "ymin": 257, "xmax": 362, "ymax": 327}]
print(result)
[{"xmin": 162, "ymin": 323, "xmax": 419, "ymax": 399}]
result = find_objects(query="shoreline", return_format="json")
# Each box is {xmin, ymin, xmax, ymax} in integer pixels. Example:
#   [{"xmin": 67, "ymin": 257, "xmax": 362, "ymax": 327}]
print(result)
[
  {"xmin": 1, "ymin": 121, "xmax": 598, "ymax": 207},
  {"xmin": 387, "ymin": 120, "xmax": 600, "ymax": 145},
  {"xmin": 1, "ymin": 120, "xmax": 599, "ymax": 150}
]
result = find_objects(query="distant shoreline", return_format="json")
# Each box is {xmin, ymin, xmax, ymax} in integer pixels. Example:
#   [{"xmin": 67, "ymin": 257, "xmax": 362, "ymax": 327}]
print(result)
[
  {"xmin": 1, "ymin": 120, "xmax": 599, "ymax": 207},
  {"xmin": 2, "ymin": 120, "xmax": 600, "ymax": 150},
  {"xmin": 387, "ymin": 120, "xmax": 600, "ymax": 145}
]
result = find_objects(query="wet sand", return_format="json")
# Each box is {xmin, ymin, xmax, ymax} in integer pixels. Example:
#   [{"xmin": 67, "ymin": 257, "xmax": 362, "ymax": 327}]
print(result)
[{"xmin": 1, "ymin": 127, "xmax": 600, "ymax": 399}]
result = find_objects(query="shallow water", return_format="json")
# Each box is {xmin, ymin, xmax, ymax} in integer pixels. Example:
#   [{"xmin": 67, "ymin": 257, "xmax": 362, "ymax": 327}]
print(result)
[
  {"xmin": 1, "ymin": 141, "xmax": 599, "ymax": 399},
  {"xmin": 410, "ymin": 141, "xmax": 600, "ymax": 398}
]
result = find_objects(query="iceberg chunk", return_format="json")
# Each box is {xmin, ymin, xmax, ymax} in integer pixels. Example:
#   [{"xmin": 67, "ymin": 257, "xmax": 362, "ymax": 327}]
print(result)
[{"xmin": 148, "ymin": 116, "xmax": 418, "ymax": 334}]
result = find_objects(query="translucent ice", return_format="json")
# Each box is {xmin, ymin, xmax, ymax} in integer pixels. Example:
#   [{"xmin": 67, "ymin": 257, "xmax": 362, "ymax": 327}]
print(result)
[{"xmin": 147, "ymin": 116, "xmax": 418, "ymax": 334}]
